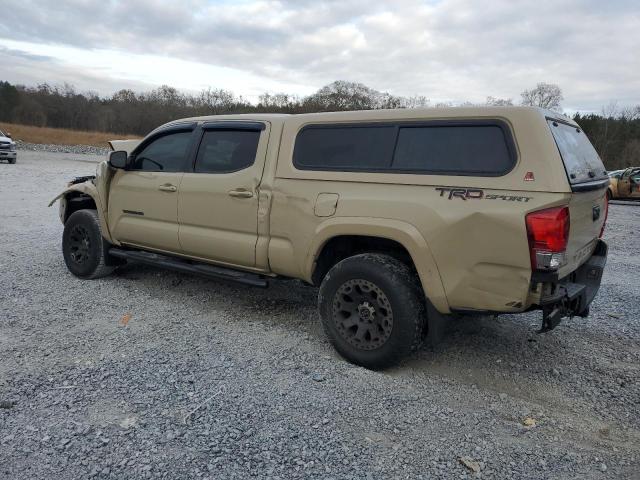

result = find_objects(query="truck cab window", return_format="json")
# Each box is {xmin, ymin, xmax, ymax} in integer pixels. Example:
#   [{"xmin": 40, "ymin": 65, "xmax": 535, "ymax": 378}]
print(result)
[
  {"xmin": 194, "ymin": 130, "xmax": 261, "ymax": 173},
  {"xmin": 130, "ymin": 131, "xmax": 193, "ymax": 172}
]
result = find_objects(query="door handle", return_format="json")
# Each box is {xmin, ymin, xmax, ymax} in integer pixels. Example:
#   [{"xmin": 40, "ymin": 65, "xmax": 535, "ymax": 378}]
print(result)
[
  {"xmin": 158, "ymin": 184, "xmax": 177, "ymax": 192},
  {"xmin": 228, "ymin": 189, "xmax": 254, "ymax": 198}
]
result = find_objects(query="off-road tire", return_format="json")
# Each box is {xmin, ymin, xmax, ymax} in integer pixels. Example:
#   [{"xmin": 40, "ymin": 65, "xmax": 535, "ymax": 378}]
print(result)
[
  {"xmin": 8, "ymin": 158, "xmax": 16, "ymax": 164},
  {"xmin": 319, "ymin": 253, "xmax": 426, "ymax": 370},
  {"xmin": 62, "ymin": 209, "xmax": 115, "ymax": 279}
]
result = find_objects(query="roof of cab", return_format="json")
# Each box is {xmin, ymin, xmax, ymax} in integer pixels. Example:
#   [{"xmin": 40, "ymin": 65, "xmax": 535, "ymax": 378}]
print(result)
[{"xmin": 156, "ymin": 106, "xmax": 575, "ymax": 133}]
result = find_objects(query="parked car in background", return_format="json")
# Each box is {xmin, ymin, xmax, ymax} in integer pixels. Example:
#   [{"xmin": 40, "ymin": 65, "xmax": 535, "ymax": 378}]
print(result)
[
  {"xmin": 0, "ymin": 129, "xmax": 17, "ymax": 164},
  {"xmin": 608, "ymin": 167, "xmax": 640, "ymax": 199}
]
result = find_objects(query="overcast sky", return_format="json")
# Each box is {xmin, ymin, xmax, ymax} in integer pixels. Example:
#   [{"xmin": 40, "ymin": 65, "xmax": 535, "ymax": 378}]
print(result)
[{"xmin": 0, "ymin": 0, "xmax": 638, "ymax": 111}]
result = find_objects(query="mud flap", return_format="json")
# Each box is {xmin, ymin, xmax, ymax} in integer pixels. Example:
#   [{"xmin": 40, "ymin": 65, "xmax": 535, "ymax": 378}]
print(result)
[{"xmin": 426, "ymin": 300, "xmax": 448, "ymax": 346}]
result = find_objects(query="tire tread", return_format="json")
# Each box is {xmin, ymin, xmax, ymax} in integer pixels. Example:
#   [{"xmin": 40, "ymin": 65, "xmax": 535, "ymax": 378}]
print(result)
[
  {"xmin": 319, "ymin": 253, "xmax": 426, "ymax": 369},
  {"xmin": 63, "ymin": 209, "xmax": 114, "ymax": 279}
]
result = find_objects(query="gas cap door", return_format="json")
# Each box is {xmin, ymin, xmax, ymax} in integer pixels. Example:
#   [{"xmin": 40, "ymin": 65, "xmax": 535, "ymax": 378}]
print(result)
[{"xmin": 314, "ymin": 193, "xmax": 339, "ymax": 217}]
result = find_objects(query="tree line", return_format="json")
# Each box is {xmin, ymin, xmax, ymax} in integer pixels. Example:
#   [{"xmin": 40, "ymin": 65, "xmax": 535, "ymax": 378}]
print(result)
[{"xmin": 0, "ymin": 79, "xmax": 638, "ymax": 170}]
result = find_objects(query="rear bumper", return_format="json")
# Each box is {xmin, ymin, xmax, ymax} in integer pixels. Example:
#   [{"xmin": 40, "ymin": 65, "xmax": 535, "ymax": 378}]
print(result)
[{"xmin": 536, "ymin": 239, "xmax": 607, "ymax": 332}]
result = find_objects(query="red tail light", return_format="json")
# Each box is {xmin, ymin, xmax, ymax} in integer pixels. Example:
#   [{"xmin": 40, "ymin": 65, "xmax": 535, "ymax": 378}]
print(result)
[{"xmin": 526, "ymin": 206, "xmax": 570, "ymax": 271}]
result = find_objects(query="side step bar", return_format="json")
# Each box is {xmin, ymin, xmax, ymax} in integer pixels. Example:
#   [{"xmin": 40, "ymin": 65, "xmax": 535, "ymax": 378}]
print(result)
[{"xmin": 109, "ymin": 248, "xmax": 268, "ymax": 288}]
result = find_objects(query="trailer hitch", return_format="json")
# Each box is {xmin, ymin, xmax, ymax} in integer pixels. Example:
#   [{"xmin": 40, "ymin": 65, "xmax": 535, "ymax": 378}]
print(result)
[
  {"xmin": 539, "ymin": 304, "xmax": 568, "ymax": 333},
  {"xmin": 538, "ymin": 283, "xmax": 585, "ymax": 334}
]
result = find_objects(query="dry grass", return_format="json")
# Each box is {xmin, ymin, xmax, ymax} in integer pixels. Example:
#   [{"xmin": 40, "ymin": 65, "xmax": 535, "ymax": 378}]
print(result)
[{"xmin": 0, "ymin": 122, "xmax": 139, "ymax": 148}]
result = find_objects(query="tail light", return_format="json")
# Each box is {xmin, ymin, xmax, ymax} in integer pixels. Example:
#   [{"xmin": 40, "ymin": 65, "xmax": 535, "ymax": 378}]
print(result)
[
  {"xmin": 599, "ymin": 196, "xmax": 608, "ymax": 238},
  {"xmin": 526, "ymin": 206, "xmax": 570, "ymax": 271}
]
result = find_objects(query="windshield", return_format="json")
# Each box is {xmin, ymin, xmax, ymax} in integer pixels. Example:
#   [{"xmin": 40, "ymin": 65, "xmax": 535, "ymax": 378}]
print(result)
[
  {"xmin": 547, "ymin": 120, "xmax": 607, "ymax": 185},
  {"xmin": 0, "ymin": 129, "xmax": 6, "ymax": 137}
]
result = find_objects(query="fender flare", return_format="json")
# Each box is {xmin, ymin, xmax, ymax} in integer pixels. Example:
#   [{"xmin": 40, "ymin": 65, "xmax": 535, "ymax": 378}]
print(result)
[
  {"xmin": 305, "ymin": 216, "xmax": 450, "ymax": 314},
  {"xmin": 49, "ymin": 183, "xmax": 115, "ymax": 244}
]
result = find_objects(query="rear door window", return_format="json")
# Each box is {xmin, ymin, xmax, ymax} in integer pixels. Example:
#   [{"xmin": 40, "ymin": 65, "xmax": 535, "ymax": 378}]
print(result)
[
  {"xmin": 547, "ymin": 120, "xmax": 607, "ymax": 184},
  {"xmin": 194, "ymin": 130, "xmax": 260, "ymax": 173}
]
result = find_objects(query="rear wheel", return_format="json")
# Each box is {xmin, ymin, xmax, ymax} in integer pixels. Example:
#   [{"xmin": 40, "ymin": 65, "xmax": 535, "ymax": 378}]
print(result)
[
  {"xmin": 319, "ymin": 253, "xmax": 426, "ymax": 370},
  {"xmin": 62, "ymin": 209, "xmax": 115, "ymax": 279}
]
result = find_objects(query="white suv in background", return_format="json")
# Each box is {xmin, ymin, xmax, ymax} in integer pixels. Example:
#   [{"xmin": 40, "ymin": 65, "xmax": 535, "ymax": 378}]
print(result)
[{"xmin": 0, "ymin": 129, "xmax": 17, "ymax": 164}]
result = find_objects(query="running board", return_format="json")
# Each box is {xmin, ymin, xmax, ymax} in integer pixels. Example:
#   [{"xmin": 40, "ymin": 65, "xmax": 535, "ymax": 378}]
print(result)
[{"xmin": 109, "ymin": 248, "xmax": 268, "ymax": 288}]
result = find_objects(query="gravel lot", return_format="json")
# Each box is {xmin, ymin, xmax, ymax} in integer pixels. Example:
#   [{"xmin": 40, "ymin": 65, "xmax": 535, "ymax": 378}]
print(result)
[
  {"xmin": 1, "ymin": 150, "xmax": 639, "ymax": 479},
  {"xmin": 16, "ymin": 141, "xmax": 111, "ymax": 156}
]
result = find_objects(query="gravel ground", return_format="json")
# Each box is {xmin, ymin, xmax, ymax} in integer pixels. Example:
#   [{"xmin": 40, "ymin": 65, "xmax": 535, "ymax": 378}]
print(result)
[
  {"xmin": 1, "ymin": 150, "xmax": 639, "ymax": 479},
  {"xmin": 15, "ymin": 141, "xmax": 111, "ymax": 156}
]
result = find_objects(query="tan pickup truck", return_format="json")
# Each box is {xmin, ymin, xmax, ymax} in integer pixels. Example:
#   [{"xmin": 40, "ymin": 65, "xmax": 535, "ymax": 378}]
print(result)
[{"xmin": 50, "ymin": 107, "xmax": 609, "ymax": 369}]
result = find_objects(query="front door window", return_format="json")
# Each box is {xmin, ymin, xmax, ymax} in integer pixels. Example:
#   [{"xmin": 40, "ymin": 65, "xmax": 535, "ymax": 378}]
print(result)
[{"xmin": 130, "ymin": 131, "xmax": 193, "ymax": 172}]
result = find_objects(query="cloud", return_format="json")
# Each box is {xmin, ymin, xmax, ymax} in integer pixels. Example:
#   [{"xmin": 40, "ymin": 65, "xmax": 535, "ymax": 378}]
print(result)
[
  {"xmin": 0, "ymin": 44, "xmax": 154, "ymax": 94},
  {"xmin": 0, "ymin": 39, "xmax": 317, "ymax": 99},
  {"xmin": 0, "ymin": 0, "xmax": 638, "ymax": 109},
  {"xmin": 0, "ymin": 46, "xmax": 52, "ymax": 63}
]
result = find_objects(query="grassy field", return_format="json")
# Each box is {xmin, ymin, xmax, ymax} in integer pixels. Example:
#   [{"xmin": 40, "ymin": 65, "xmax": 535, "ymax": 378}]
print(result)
[{"xmin": 0, "ymin": 122, "xmax": 139, "ymax": 147}]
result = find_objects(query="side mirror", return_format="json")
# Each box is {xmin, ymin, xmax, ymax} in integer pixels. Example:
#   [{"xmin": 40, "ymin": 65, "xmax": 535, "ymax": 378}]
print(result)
[
  {"xmin": 5, "ymin": 132, "xmax": 11, "ymax": 139},
  {"xmin": 108, "ymin": 150, "xmax": 128, "ymax": 169}
]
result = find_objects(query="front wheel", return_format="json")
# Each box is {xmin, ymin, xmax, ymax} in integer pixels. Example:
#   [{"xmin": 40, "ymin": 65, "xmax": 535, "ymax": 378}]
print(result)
[
  {"xmin": 62, "ymin": 209, "xmax": 115, "ymax": 279},
  {"xmin": 318, "ymin": 254, "xmax": 426, "ymax": 370}
]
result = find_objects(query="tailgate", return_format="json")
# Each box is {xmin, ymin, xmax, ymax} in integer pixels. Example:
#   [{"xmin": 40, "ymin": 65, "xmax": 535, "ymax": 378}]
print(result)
[
  {"xmin": 546, "ymin": 118, "xmax": 609, "ymax": 279},
  {"xmin": 560, "ymin": 187, "xmax": 607, "ymax": 278}
]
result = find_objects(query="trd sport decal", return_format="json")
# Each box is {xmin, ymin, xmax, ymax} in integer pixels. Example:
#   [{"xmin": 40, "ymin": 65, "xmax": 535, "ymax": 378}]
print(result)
[
  {"xmin": 435, "ymin": 187, "xmax": 483, "ymax": 200},
  {"xmin": 435, "ymin": 187, "xmax": 532, "ymax": 202},
  {"xmin": 485, "ymin": 193, "xmax": 532, "ymax": 202}
]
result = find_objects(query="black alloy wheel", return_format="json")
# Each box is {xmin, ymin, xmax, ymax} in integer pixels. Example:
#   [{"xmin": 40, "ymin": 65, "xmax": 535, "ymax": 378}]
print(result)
[
  {"xmin": 67, "ymin": 224, "xmax": 92, "ymax": 266},
  {"xmin": 332, "ymin": 278, "xmax": 394, "ymax": 350},
  {"xmin": 319, "ymin": 253, "xmax": 426, "ymax": 370}
]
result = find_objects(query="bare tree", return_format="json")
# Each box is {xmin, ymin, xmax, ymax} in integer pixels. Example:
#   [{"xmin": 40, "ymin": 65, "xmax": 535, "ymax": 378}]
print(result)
[
  {"xmin": 621, "ymin": 139, "xmax": 640, "ymax": 168},
  {"xmin": 590, "ymin": 101, "xmax": 626, "ymax": 164},
  {"xmin": 258, "ymin": 92, "xmax": 301, "ymax": 110},
  {"xmin": 619, "ymin": 104, "xmax": 640, "ymax": 121},
  {"xmin": 303, "ymin": 80, "xmax": 379, "ymax": 111},
  {"xmin": 302, "ymin": 80, "xmax": 415, "ymax": 111},
  {"xmin": 520, "ymin": 83, "xmax": 563, "ymax": 111},
  {"xmin": 397, "ymin": 95, "xmax": 430, "ymax": 109},
  {"xmin": 195, "ymin": 88, "xmax": 237, "ymax": 114},
  {"xmin": 486, "ymin": 96, "xmax": 513, "ymax": 106}
]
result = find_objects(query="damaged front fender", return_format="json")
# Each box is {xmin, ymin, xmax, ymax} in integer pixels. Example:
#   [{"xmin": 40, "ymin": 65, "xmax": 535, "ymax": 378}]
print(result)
[{"xmin": 49, "ymin": 180, "xmax": 116, "ymax": 244}]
